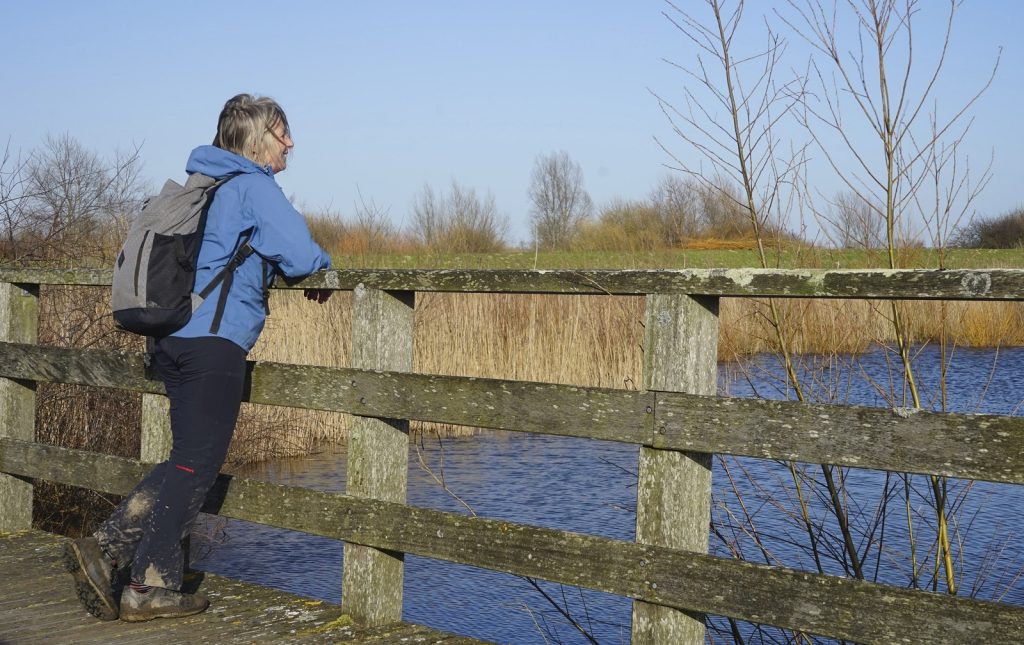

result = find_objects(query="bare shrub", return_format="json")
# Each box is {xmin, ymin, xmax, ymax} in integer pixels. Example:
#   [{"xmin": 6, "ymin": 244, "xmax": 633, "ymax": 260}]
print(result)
[
  {"xmin": 954, "ymin": 207, "xmax": 1024, "ymax": 249},
  {"xmin": 574, "ymin": 175, "xmax": 785, "ymax": 253},
  {"xmin": 577, "ymin": 198, "xmax": 665, "ymax": 252},
  {"xmin": 349, "ymin": 195, "xmax": 402, "ymax": 254},
  {"xmin": 819, "ymin": 191, "xmax": 885, "ymax": 249},
  {"xmin": 5, "ymin": 134, "xmax": 144, "ymax": 266},
  {"xmin": 649, "ymin": 174, "xmax": 702, "ymax": 246},
  {"xmin": 304, "ymin": 209, "xmax": 349, "ymax": 257},
  {"xmin": 410, "ymin": 180, "xmax": 508, "ymax": 253}
]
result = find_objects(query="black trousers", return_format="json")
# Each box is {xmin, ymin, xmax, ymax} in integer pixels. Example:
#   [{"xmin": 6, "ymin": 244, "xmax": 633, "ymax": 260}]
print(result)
[{"xmin": 95, "ymin": 335, "xmax": 246, "ymax": 589}]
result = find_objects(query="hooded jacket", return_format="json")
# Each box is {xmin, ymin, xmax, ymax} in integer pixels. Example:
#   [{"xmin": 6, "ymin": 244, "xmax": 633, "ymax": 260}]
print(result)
[{"xmin": 170, "ymin": 145, "xmax": 331, "ymax": 352}]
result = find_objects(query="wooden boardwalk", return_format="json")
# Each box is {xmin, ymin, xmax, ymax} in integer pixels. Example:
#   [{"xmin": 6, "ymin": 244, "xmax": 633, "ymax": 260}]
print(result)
[{"xmin": 0, "ymin": 530, "xmax": 487, "ymax": 644}]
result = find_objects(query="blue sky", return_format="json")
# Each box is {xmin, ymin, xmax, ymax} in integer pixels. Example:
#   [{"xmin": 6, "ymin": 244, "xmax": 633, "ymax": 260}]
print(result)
[{"xmin": 4, "ymin": 1, "xmax": 1021, "ymax": 244}]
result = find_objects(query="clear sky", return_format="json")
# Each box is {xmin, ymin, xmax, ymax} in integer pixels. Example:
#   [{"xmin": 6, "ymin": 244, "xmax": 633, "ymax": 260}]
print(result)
[{"xmin": 3, "ymin": 1, "xmax": 1021, "ymax": 245}]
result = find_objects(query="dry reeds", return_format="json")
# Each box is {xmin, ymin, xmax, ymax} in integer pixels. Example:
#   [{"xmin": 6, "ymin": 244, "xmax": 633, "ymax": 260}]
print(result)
[
  {"xmin": 32, "ymin": 285, "xmax": 141, "ymax": 534},
  {"xmin": 249, "ymin": 288, "xmax": 1024, "ymax": 449},
  {"xmin": 22, "ymin": 270, "xmax": 1024, "ymax": 538},
  {"xmin": 31, "ymin": 280, "xmax": 1024, "ymax": 480}
]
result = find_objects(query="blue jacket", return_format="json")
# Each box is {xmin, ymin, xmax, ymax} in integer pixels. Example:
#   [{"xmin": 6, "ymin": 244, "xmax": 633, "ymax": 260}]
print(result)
[{"xmin": 171, "ymin": 145, "xmax": 331, "ymax": 352}]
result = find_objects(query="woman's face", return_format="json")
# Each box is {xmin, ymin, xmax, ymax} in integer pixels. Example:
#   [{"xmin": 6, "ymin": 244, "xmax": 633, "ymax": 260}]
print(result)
[{"xmin": 266, "ymin": 122, "xmax": 293, "ymax": 173}]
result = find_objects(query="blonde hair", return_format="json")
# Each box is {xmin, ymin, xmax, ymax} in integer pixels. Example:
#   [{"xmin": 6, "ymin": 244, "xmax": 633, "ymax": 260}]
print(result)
[{"xmin": 213, "ymin": 93, "xmax": 290, "ymax": 167}]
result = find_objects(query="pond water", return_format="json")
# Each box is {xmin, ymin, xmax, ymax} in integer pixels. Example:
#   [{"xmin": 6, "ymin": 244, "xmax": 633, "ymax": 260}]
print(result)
[{"xmin": 193, "ymin": 345, "xmax": 1024, "ymax": 644}]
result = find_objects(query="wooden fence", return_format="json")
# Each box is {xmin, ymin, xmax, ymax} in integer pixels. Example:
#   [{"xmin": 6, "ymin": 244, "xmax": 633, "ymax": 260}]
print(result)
[{"xmin": 1, "ymin": 267, "xmax": 1023, "ymax": 644}]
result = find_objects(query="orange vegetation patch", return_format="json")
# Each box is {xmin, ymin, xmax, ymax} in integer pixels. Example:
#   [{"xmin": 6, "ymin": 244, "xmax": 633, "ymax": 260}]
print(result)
[{"xmin": 681, "ymin": 237, "xmax": 760, "ymax": 250}]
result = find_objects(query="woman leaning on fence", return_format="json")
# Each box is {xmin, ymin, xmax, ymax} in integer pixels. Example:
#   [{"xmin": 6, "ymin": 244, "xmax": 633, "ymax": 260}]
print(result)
[{"xmin": 62, "ymin": 93, "xmax": 333, "ymax": 622}]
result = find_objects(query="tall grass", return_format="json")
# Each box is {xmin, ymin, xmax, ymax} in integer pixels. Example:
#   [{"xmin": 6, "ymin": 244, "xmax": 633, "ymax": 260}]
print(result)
[
  {"xmin": 32, "ymin": 286, "xmax": 141, "ymax": 535},
  {"xmin": 248, "ymin": 282, "xmax": 1024, "ymax": 450}
]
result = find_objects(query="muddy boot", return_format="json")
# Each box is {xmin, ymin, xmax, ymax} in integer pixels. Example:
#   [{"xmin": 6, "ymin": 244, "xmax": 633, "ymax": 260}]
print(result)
[
  {"xmin": 62, "ymin": 537, "xmax": 118, "ymax": 621},
  {"xmin": 119, "ymin": 586, "xmax": 209, "ymax": 622}
]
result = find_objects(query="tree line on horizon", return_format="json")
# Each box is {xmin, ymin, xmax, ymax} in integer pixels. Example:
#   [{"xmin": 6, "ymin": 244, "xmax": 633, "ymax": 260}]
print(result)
[{"xmin": 1, "ymin": 134, "xmax": 1022, "ymax": 266}]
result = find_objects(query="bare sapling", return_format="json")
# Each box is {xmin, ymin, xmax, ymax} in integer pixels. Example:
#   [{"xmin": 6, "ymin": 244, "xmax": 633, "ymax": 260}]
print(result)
[
  {"xmin": 784, "ymin": 0, "xmax": 999, "ymax": 595},
  {"xmin": 657, "ymin": 5, "xmax": 873, "ymax": 640}
]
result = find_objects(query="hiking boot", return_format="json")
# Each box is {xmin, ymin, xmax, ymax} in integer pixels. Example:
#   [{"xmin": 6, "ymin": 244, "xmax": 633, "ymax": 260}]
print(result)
[
  {"xmin": 119, "ymin": 586, "xmax": 209, "ymax": 622},
  {"xmin": 62, "ymin": 537, "xmax": 118, "ymax": 621}
]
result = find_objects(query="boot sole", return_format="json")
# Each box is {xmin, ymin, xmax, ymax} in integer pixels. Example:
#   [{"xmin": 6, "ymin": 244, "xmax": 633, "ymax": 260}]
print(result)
[
  {"xmin": 119, "ymin": 601, "xmax": 209, "ymax": 622},
  {"xmin": 62, "ymin": 541, "xmax": 119, "ymax": 621}
]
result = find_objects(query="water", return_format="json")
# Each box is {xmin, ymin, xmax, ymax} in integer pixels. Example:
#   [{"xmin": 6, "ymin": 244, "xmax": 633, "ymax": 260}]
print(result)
[{"xmin": 193, "ymin": 345, "xmax": 1024, "ymax": 643}]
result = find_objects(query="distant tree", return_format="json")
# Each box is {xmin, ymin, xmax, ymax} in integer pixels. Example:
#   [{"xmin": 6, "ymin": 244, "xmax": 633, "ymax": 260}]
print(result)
[
  {"xmin": 410, "ymin": 180, "xmax": 508, "ymax": 253},
  {"xmin": 0, "ymin": 140, "xmax": 30, "ymax": 259},
  {"xmin": 694, "ymin": 179, "xmax": 749, "ymax": 239},
  {"xmin": 820, "ymin": 191, "xmax": 884, "ymax": 249},
  {"xmin": 954, "ymin": 207, "xmax": 1024, "ymax": 248},
  {"xmin": 649, "ymin": 174, "xmax": 701, "ymax": 246},
  {"xmin": 2, "ymin": 134, "xmax": 144, "ymax": 265},
  {"xmin": 528, "ymin": 151, "xmax": 593, "ymax": 250}
]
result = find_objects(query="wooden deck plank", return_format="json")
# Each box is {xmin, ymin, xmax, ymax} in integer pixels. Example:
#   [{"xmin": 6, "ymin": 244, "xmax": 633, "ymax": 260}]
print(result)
[{"xmin": 0, "ymin": 530, "xmax": 489, "ymax": 644}]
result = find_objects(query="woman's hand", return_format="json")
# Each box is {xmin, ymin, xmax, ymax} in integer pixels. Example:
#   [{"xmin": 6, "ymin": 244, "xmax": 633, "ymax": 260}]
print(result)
[{"xmin": 303, "ymin": 288, "xmax": 332, "ymax": 304}]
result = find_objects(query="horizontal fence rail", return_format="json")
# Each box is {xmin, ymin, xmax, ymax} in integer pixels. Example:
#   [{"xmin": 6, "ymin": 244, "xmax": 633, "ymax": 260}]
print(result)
[
  {"xmin": 1, "ymin": 341, "xmax": 1022, "ymax": 484},
  {"xmin": 1, "ymin": 438, "xmax": 1021, "ymax": 645},
  {"xmin": 3, "ymin": 266, "xmax": 1024, "ymax": 299},
  {"xmin": 2, "ymin": 267, "xmax": 1023, "ymax": 644}
]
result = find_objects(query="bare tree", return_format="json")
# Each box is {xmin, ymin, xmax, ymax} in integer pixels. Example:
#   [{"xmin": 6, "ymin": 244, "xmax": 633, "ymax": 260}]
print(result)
[
  {"xmin": 655, "ymin": 5, "xmax": 875, "ymax": 642},
  {"xmin": 783, "ymin": 0, "xmax": 999, "ymax": 594},
  {"xmin": 654, "ymin": 0, "xmax": 806, "ymax": 256},
  {"xmin": 648, "ymin": 174, "xmax": 701, "ymax": 246},
  {"xmin": 0, "ymin": 140, "xmax": 31, "ymax": 260},
  {"xmin": 528, "ymin": 151, "xmax": 593, "ymax": 251},
  {"xmin": 783, "ymin": 0, "xmax": 996, "ymax": 262},
  {"xmin": 411, "ymin": 180, "xmax": 508, "ymax": 253},
  {"xmin": 6, "ymin": 134, "xmax": 145, "ymax": 266},
  {"xmin": 820, "ymin": 190, "xmax": 884, "ymax": 248}
]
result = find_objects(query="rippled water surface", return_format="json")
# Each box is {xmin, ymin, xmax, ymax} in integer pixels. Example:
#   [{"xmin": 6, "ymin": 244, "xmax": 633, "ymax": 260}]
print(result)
[{"xmin": 194, "ymin": 346, "xmax": 1024, "ymax": 643}]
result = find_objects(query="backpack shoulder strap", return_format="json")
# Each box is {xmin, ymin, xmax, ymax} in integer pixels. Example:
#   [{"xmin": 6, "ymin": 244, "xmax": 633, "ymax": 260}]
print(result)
[{"xmin": 199, "ymin": 229, "xmax": 257, "ymax": 334}]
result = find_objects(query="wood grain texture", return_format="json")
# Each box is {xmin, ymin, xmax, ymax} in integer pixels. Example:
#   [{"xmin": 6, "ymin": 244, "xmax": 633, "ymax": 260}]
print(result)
[
  {"xmin": 0, "ymin": 283, "xmax": 37, "ymax": 531},
  {"xmin": 342, "ymin": 286, "xmax": 414, "ymax": 625},
  {"xmin": 633, "ymin": 294, "xmax": 718, "ymax": 644}
]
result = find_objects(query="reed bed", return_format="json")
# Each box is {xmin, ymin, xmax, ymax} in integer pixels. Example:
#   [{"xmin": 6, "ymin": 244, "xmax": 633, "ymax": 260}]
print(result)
[
  {"xmin": 29, "ymin": 282, "xmax": 1024, "ymax": 472},
  {"xmin": 248, "ymin": 289, "xmax": 1024, "ymax": 451},
  {"xmin": 21, "ymin": 268, "xmax": 1024, "ymax": 534}
]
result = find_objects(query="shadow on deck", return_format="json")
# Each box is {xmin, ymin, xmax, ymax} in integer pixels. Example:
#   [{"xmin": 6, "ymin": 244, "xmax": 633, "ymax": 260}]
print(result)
[{"xmin": 0, "ymin": 530, "xmax": 486, "ymax": 644}]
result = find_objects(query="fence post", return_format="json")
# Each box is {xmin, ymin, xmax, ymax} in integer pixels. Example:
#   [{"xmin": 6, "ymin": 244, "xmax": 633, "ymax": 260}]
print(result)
[
  {"xmin": 342, "ymin": 284, "xmax": 414, "ymax": 624},
  {"xmin": 632, "ymin": 293, "xmax": 718, "ymax": 644},
  {"xmin": 0, "ymin": 282, "xmax": 39, "ymax": 532},
  {"xmin": 139, "ymin": 393, "xmax": 171, "ymax": 463}
]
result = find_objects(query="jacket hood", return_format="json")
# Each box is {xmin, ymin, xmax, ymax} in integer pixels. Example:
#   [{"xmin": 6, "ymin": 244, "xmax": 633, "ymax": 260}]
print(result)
[{"xmin": 185, "ymin": 145, "xmax": 271, "ymax": 179}]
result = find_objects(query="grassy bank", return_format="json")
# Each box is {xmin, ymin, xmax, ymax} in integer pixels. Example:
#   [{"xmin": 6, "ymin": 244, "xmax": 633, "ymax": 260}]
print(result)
[{"xmin": 326, "ymin": 246, "xmax": 1024, "ymax": 270}]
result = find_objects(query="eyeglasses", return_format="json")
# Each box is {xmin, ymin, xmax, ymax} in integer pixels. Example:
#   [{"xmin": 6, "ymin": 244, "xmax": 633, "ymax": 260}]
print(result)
[{"xmin": 266, "ymin": 122, "xmax": 292, "ymax": 146}]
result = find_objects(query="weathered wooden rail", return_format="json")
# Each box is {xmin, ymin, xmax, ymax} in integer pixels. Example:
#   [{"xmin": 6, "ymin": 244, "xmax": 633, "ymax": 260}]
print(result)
[{"xmin": 2, "ymin": 267, "xmax": 1024, "ymax": 644}]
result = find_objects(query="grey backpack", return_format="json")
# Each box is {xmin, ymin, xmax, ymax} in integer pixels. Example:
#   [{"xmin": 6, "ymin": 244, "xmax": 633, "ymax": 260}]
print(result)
[{"xmin": 112, "ymin": 172, "xmax": 251, "ymax": 337}]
